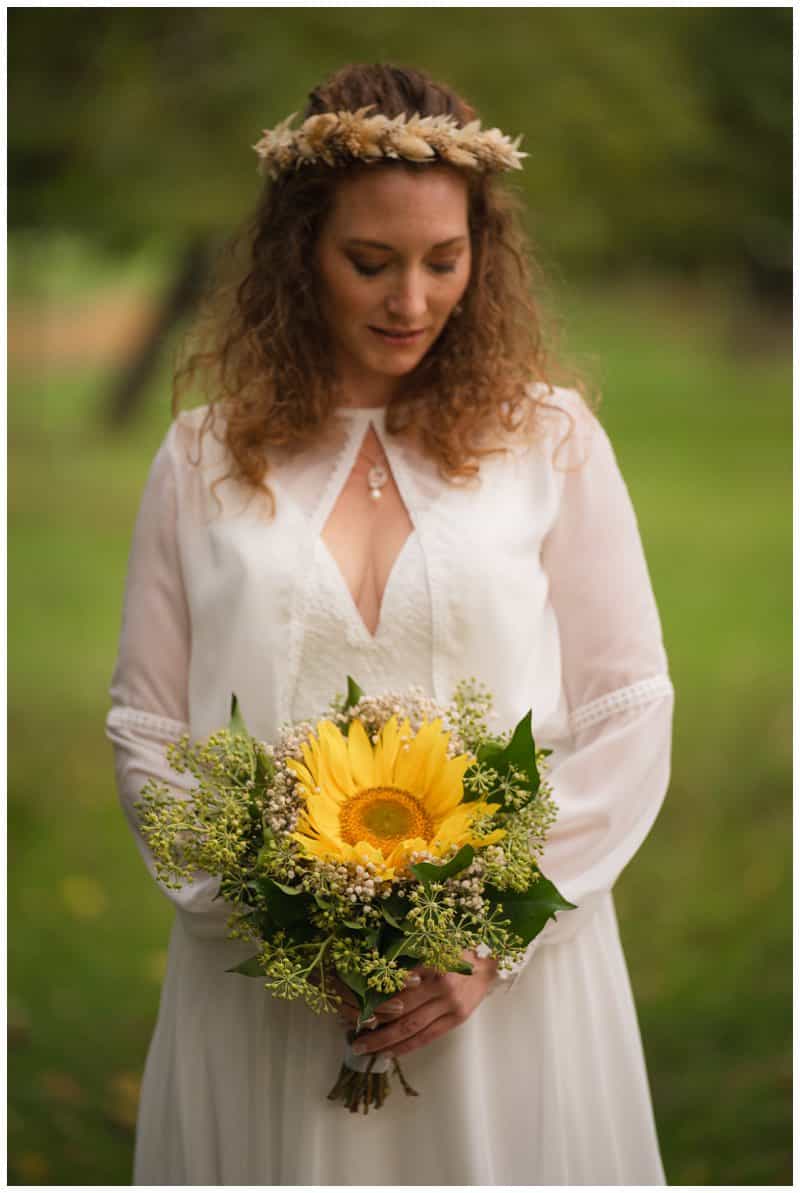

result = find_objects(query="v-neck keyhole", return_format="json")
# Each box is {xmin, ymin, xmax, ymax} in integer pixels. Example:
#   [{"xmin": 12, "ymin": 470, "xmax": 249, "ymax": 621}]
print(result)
[{"xmin": 320, "ymin": 423, "xmax": 415, "ymax": 638}]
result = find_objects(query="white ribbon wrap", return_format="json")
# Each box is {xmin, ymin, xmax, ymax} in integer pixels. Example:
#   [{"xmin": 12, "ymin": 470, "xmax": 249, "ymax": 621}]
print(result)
[{"xmin": 344, "ymin": 1038, "xmax": 393, "ymax": 1075}]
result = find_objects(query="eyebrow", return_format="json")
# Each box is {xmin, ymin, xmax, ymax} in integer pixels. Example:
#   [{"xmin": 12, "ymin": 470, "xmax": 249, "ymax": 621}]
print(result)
[{"xmin": 344, "ymin": 236, "xmax": 467, "ymax": 251}]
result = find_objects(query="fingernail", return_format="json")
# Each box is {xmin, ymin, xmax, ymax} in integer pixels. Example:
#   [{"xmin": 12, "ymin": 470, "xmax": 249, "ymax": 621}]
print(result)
[
  {"xmin": 365, "ymin": 1016, "xmax": 378, "ymax": 1029},
  {"xmin": 405, "ymin": 975, "xmax": 421, "ymax": 987},
  {"xmin": 383, "ymin": 1000, "xmax": 404, "ymax": 1013}
]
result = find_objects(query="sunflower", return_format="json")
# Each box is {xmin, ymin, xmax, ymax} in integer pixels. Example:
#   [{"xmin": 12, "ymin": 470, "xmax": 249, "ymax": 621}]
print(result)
[{"xmin": 287, "ymin": 716, "xmax": 505, "ymax": 878}]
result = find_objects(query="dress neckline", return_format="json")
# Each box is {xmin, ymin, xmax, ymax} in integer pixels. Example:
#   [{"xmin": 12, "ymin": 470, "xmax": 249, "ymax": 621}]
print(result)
[{"xmin": 334, "ymin": 405, "xmax": 387, "ymax": 422}]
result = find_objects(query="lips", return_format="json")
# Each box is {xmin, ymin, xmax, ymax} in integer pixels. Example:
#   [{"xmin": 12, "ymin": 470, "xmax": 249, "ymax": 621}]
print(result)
[{"xmin": 369, "ymin": 327, "xmax": 427, "ymax": 345}]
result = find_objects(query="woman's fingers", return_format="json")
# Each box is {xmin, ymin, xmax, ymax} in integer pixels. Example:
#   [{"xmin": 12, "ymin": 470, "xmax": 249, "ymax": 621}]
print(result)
[
  {"xmin": 389, "ymin": 1012, "xmax": 460, "ymax": 1058},
  {"xmin": 350, "ymin": 996, "xmax": 450, "ymax": 1057}
]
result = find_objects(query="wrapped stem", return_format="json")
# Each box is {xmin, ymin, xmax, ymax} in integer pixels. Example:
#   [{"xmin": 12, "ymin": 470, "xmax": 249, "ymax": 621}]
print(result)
[{"xmin": 326, "ymin": 1031, "xmax": 419, "ymax": 1113}]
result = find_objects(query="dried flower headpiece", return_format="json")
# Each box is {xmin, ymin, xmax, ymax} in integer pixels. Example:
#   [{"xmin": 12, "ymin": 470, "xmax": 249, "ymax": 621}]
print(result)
[{"xmin": 253, "ymin": 105, "xmax": 527, "ymax": 180}]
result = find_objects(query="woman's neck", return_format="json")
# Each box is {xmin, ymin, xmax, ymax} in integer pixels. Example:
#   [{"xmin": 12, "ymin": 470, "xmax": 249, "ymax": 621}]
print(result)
[{"xmin": 332, "ymin": 367, "xmax": 402, "ymax": 410}]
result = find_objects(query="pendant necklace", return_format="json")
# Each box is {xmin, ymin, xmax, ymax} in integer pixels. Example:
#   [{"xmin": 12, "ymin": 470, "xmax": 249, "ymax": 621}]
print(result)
[{"xmin": 362, "ymin": 448, "xmax": 389, "ymax": 502}]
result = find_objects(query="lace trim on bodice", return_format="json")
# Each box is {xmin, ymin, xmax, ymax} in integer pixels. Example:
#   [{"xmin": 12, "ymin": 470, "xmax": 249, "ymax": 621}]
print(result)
[{"xmin": 291, "ymin": 530, "xmax": 435, "ymax": 723}]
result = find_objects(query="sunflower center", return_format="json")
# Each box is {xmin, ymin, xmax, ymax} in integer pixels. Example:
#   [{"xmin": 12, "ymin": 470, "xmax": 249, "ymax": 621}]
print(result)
[{"xmin": 339, "ymin": 786, "xmax": 433, "ymax": 849}]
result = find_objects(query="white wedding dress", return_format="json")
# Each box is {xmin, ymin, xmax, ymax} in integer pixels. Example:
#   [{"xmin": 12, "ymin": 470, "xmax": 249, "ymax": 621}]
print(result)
[{"xmin": 106, "ymin": 390, "xmax": 673, "ymax": 1185}]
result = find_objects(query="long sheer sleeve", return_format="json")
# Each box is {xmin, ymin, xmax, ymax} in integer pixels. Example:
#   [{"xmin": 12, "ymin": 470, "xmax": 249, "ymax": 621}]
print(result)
[
  {"xmin": 105, "ymin": 429, "xmax": 229, "ymax": 938},
  {"xmin": 501, "ymin": 401, "xmax": 674, "ymax": 983}
]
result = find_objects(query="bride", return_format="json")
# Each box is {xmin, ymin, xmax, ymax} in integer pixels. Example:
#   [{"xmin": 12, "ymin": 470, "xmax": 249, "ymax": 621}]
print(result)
[{"xmin": 106, "ymin": 63, "xmax": 673, "ymax": 1185}]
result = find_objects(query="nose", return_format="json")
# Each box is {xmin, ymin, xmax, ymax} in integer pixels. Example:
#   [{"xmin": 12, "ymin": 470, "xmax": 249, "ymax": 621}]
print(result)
[{"xmin": 385, "ymin": 268, "xmax": 429, "ymax": 325}]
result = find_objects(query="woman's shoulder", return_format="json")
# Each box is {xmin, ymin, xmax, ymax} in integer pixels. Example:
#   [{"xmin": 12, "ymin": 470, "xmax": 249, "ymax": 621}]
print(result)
[
  {"xmin": 523, "ymin": 383, "xmax": 602, "ymax": 471},
  {"xmin": 164, "ymin": 403, "xmax": 231, "ymax": 477}
]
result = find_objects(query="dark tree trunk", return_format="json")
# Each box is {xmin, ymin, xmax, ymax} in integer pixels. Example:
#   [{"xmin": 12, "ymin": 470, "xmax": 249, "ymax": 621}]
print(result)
[{"xmin": 106, "ymin": 236, "xmax": 214, "ymax": 426}]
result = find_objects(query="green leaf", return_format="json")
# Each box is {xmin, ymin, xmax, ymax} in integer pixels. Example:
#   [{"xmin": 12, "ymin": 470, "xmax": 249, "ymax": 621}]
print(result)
[
  {"xmin": 410, "ymin": 844, "xmax": 474, "ymax": 886},
  {"xmin": 486, "ymin": 875, "xmax": 576, "ymax": 946},
  {"xmin": 381, "ymin": 906, "xmax": 408, "ymax": 931},
  {"xmin": 345, "ymin": 676, "xmax": 364, "ymax": 710},
  {"xmin": 228, "ymin": 693, "xmax": 248, "ymax": 735},
  {"xmin": 336, "ymin": 965, "xmax": 367, "ymax": 1000},
  {"xmin": 254, "ymin": 745, "xmax": 275, "ymax": 787},
  {"xmin": 477, "ymin": 710, "xmax": 540, "ymax": 801},
  {"xmin": 384, "ymin": 933, "xmax": 425, "ymax": 964},
  {"xmin": 448, "ymin": 959, "xmax": 474, "ymax": 976},
  {"xmin": 270, "ymin": 879, "xmax": 305, "ymax": 896},
  {"xmin": 252, "ymin": 877, "xmax": 310, "ymax": 929},
  {"xmin": 335, "ymin": 965, "xmax": 386, "ymax": 1024},
  {"xmin": 380, "ymin": 893, "xmax": 411, "ymax": 930},
  {"xmin": 226, "ymin": 955, "xmax": 263, "ymax": 978}
]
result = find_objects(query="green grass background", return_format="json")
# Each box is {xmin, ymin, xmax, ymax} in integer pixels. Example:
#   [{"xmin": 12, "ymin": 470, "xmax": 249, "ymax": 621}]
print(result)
[{"xmin": 7, "ymin": 272, "xmax": 791, "ymax": 1185}]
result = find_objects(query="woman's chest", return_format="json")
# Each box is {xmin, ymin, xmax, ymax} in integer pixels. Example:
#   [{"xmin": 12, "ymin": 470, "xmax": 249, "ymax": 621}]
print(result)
[
  {"xmin": 183, "ymin": 446, "xmax": 554, "ymax": 613},
  {"xmin": 178, "ymin": 438, "xmax": 563, "ymax": 734}
]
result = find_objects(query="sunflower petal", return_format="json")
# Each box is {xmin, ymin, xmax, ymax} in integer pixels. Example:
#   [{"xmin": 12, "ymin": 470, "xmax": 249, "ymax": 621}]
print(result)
[
  {"xmin": 347, "ymin": 719, "xmax": 377, "ymax": 790},
  {"xmin": 386, "ymin": 836, "xmax": 428, "ymax": 870},
  {"xmin": 285, "ymin": 758, "xmax": 315, "ymax": 792},
  {"xmin": 475, "ymin": 827, "xmax": 507, "ymax": 846},
  {"xmin": 314, "ymin": 720, "xmax": 356, "ymax": 798},
  {"xmin": 305, "ymin": 790, "xmax": 342, "ymax": 838},
  {"xmin": 301, "ymin": 739, "xmax": 319, "ymax": 779},
  {"xmin": 393, "ymin": 722, "xmax": 432, "ymax": 793},
  {"xmin": 293, "ymin": 828, "xmax": 346, "ymax": 860},
  {"xmin": 424, "ymin": 753, "xmax": 472, "ymax": 816},
  {"xmin": 374, "ymin": 715, "xmax": 401, "ymax": 785}
]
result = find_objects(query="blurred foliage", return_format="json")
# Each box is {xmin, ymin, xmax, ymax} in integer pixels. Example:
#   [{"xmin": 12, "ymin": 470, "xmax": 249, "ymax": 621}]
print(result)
[{"xmin": 8, "ymin": 8, "xmax": 791, "ymax": 279}]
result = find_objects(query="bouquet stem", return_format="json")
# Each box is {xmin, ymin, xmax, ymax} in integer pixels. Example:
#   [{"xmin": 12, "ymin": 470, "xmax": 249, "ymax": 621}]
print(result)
[{"xmin": 327, "ymin": 1031, "xmax": 419, "ymax": 1114}]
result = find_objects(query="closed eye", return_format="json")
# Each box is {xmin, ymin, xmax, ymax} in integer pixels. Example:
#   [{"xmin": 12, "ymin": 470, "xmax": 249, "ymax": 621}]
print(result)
[
  {"xmin": 351, "ymin": 259, "xmax": 458, "ymax": 278},
  {"xmin": 352, "ymin": 260, "xmax": 385, "ymax": 278}
]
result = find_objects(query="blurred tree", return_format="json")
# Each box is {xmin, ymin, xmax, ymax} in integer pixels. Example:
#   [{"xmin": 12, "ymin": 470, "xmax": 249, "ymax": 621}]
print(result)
[
  {"xmin": 8, "ymin": 9, "xmax": 791, "ymax": 419},
  {"xmin": 9, "ymin": 8, "xmax": 791, "ymax": 273}
]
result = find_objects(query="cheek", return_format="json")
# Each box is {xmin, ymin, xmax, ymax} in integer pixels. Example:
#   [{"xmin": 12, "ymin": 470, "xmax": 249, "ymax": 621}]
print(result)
[
  {"xmin": 440, "ymin": 264, "xmax": 471, "ymax": 311},
  {"xmin": 320, "ymin": 270, "xmax": 373, "ymax": 322}
]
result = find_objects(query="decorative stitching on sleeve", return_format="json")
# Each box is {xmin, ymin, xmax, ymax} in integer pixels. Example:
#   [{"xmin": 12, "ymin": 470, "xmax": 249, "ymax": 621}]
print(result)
[
  {"xmin": 106, "ymin": 705, "xmax": 189, "ymax": 741},
  {"xmin": 569, "ymin": 675, "xmax": 673, "ymax": 734}
]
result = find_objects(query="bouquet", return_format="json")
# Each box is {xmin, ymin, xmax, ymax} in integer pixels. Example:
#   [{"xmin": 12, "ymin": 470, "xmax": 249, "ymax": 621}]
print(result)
[{"xmin": 138, "ymin": 678, "xmax": 574, "ymax": 1113}]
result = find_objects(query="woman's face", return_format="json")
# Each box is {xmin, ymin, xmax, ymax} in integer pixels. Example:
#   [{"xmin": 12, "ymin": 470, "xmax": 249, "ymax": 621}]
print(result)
[{"xmin": 315, "ymin": 165, "xmax": 471, "ymax": 404}]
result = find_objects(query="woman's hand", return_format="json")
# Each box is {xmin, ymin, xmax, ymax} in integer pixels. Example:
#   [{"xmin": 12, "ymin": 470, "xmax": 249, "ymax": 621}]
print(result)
[{"xmin": 335, "ymin": 951, "xmax": 498, "ymax": 1059}]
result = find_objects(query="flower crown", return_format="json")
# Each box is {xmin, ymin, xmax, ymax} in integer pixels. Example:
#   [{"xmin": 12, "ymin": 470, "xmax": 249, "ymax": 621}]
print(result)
[{"xmin": 253, "ymin": 105, "xmax": 527, "ymax": 180}]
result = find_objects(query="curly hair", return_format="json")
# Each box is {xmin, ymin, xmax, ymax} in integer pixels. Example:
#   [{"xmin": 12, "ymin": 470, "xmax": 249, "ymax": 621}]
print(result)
[{"xmin": 174, "ymin": 63, "xmax": 590, "ymax": 507}]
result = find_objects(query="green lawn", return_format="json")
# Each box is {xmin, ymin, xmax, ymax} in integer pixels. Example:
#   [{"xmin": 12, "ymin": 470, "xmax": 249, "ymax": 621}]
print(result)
[{"xmin": 7, "ymin": 280, "xmax": 791, "ymax": 1185}]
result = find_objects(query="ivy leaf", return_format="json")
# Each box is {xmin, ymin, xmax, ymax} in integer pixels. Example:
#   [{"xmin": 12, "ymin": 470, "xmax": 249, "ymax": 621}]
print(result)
[
  {"xmin": 410, "ymin": 844, "xmax": 474, "ymax": 886},
  {"xmin": 477, "ymin": 710, "xmax": 540, "ymax": 802},
  {"xmin": 254, "ymin": 745, "xmax": 274, "ymax": 788},
  {"xmin": 380, "ymin": 893, "xmax": 411, "ymax": 930},
  {"xmin": 229, "ymin": 693, "xmax": 248, "ymax": 735},
  {"xmin": 381, "ymin": 906, "xmax": 407, "ymax": 931},
  {"xmin": 486, "ymin": 875, "xmax": 576, "ymax": 946},
  {"xmin": 345, "ymin": 676, "xmax": 364, "ymax": 710},
  {"xmin": 336, "ymin": 965, "xmax": 366, "ymax": 1000},
  {"xmin": 226, "ymin": 955, "xmax": 263, "ymax": 978},
  {"xmin": 335, "ymin": 965, "xmax": 390, "ymax": 1024},
  {"xmin": 384, "ymin": 932, "xmax": 425, "ymax": 964},
  {"xmin": 252, "ymin": 877, "xmax": 310, "ymax": 929},
  {"xmin": 270, "ymin": 879, "xmax": 306, "ymax": 897}
]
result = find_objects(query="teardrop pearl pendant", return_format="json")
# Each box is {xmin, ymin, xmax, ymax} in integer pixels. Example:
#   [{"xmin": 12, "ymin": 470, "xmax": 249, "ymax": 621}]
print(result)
[{"xmin": 367, "ymin": 463, "xmax": 389, "ymax": 502}]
